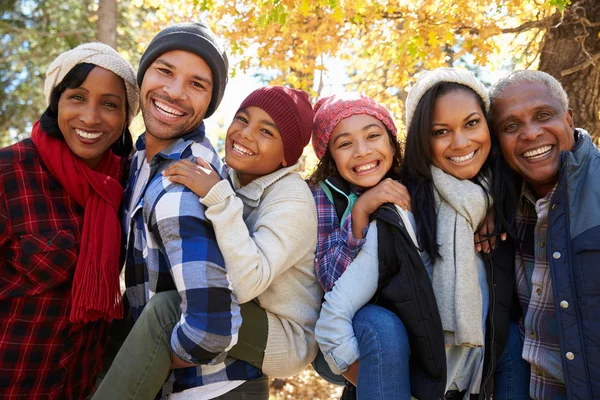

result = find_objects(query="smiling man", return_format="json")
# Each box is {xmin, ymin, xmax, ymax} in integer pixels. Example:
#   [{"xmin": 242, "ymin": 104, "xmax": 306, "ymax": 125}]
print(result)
[
  {"xmin": 94, "ymin": 22, "xmax": 266, "ymax": 399},
  {"xmin": 490, "ymin": 70, "xmax": 600, "ymax": 400}
]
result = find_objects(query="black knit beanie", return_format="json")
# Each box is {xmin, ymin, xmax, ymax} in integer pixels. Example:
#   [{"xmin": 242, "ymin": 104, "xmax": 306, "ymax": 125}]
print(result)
[{"xmin": 137, "ymin": 22, "xmax": 229, "ymax": 118}]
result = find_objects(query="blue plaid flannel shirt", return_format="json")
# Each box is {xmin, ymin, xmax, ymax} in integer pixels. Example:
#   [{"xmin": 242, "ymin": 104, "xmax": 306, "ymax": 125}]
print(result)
[
  {"xmin": 122, "ymin": 124, "xmax": 262, "ymax": 394},
  {"xmin": 310, "ymin": 183, "xmax": 367, "ymax": 292}
]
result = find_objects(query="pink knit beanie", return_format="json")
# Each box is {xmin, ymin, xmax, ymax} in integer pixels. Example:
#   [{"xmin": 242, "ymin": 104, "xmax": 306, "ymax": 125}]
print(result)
[
  {"xmin": 239, "ymin": 86, "xmax": 314, "ymax": 166},
  {"xmin": 311, "ymin": 93, "xmax": 397, "ymax": 159}
]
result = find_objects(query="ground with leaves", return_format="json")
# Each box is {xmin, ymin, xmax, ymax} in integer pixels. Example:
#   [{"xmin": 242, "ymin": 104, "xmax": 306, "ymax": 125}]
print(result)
[{"xmin": 268, "ymin": 365, "xmax": 343, "ymax": 400}]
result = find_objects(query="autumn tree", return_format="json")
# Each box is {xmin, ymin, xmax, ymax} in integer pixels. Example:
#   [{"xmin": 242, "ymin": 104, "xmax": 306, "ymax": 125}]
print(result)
[
  {"xmin": 97, "ymin": 0, "xmax": 118, "ymax": 48},
  {"xmin": 538, "ymin": 0, "xmax": 600, "ymax": 140},
  {"xmin": 197, "ymin": 0, "xmax": 597, "ymax": 138}
]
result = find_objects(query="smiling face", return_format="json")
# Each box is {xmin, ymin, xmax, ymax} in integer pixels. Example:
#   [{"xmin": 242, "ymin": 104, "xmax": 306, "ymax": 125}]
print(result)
[
  {"xmin": 57, "ymin": 66, "xmax": 127, "ymax": 169},
  {"xmin": 140, "ymin": 50, "xmax": 213, "ymax": 153},
  {"xmin": 328, "ymin": 114, "xmax": 394, "ymax": 188},
  {"xmin": 491, "ymin": 82, "xmax": 575, "ymax": 198},
  {"xmin": 225, "ymin": 106, "xmax": 286, "ymax": 186},
  {"xmin": 429, "ymin": 89, "xmax": 491, "ymax": 180}
]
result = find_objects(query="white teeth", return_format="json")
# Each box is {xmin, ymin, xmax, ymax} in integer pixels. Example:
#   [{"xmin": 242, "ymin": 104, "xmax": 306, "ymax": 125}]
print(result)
[
  {"xmin": 449, "ymin": 151, "xmax": 476, "ymax": 163},
  {"xmin": 232, "ymin": 142, "xmax": 255, "ymax": 156},
  {"xmin": 75, "ymin": 128, "xmax": 103, "ymax": 139},
  {"xmin": 154, "ymin": 100, "xmax": 184, "ymax": 117},
  {"xmin": 355, "ymin": 161, "xmax": 378, "ymax": 172},
  {"xmin": 523, "ymin": 145, "xmax": 552, "ymax": 159}
]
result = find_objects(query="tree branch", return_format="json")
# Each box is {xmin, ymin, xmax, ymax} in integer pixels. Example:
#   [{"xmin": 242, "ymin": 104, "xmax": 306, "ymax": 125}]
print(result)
[
  {"xmin": 561, "ymin": 51, "xmax": 600, "ymax": 76},
  {"xmin": 456, "ymin": 15, "xmax": 554, "ymax": 36}
]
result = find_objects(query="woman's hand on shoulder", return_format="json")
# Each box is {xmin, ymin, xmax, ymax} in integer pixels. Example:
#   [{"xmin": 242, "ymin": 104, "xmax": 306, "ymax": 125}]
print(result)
[
  {"xmin": 474, "ymin": 211, "xmax": 507, "ymax": 254},
  {"xmin": 162, "ymin": 157, "xmax": 221, "ymax": 198}
]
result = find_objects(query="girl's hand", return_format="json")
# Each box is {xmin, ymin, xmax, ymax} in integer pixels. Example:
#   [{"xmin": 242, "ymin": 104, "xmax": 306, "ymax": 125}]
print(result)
[
  {"xmin": 351, "ymin": 178, "xmax": 411, "ymax": 239},
  {"xmin": 163, "ymin": 157, "xmax": 221, "ymax": 198}
]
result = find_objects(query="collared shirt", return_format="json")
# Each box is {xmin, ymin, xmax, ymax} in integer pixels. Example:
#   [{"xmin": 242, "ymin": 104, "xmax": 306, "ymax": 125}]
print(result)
[
  {"xmin": 310, "ymin": 183, "xmax": 367, "ymax": 292},
  {"xmin": 0, "ymin": 139, "xmax": 109, "ymax": 399},
  {"xmin": 123, "ymin": 124, "xmax": 262, "ymax": 395},
  {"xmin": 515, "ymin": 183, "xmax": 568, "ymax": 400}
]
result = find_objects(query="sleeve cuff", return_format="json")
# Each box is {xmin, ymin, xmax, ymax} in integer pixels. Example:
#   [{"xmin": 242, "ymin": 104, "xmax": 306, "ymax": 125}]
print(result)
[
  {"xmin": 342, "ymin": 214, "xmax": 368, "ymax": 250},
  {"xmin": 170, "ymin": 325, "xmax": 226, "ymax": 366},
  {"xmin": 200, "ymin": 179, "xmax": 235, "ymax": 207},
  {"xmin": 171, "ymin": 327, "xmax": 195, "ymax": 364},
  {"xmin": 323, "ymin": 339, "xmax": 360, "ymax": 375}
]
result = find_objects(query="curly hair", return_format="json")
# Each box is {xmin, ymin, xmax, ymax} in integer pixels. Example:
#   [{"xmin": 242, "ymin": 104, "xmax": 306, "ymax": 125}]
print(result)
[{"xmin": 308, "ymin": 131, "xmax": 403, "ymax": 186}]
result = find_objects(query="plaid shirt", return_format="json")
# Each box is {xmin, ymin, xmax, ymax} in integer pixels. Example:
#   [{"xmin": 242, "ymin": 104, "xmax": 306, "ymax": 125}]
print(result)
[
  {"xmin": 0, "ymin": 139, "xmax": 109, "ymax": 399},
  {"xmin": 515, "ymin": 183, "xmax": 568, "ymax": 400},
  {"xmin": 310, "ymin": 183, "xmax": 367, "ymax": 292},
  {"xmin": 123, "ymin": 124, "xmax": 262, "ymax": 395}
]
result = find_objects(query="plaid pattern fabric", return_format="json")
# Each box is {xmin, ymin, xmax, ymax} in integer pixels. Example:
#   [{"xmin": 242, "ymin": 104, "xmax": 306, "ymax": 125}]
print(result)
[
  {"xmin": 515, "ymin": 183, "xmax": 568, "ymax": 400},
  {"xmin": 0, "ymin": 139, "xmax": 109, "ymax": 399},
  {"xmin": 123, "ymin": 125, "xmax": 262, "ymax": 395},
  {"xmin": 310, "ymin": 184, "xmax": 367, "ymax": 292}
]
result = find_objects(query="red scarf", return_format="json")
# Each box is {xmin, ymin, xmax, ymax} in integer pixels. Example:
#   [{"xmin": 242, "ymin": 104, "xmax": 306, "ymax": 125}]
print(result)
[{"xmin": 31, "ymin": 121, "xmax": 124, "ymax": 323}]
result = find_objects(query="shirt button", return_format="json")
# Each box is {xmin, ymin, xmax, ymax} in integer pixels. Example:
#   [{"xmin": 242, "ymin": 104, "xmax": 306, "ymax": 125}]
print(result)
[
  {"xmin": 529, "ymin": 331, "xmax": 536, "ymax": 339},
  {"xmin": 539, "ymin": 241, "xmax": 545, "ymax": 248},
  {"xmin": 560, "ymin": 300, "xmax": 569, "ymax": 309},
  {"xmin": 536, "ymin": 287, "xmax": 543, "ymax": 295},
  {"xmin": 553, "ymin": 252, "xmax": 561, "ymax": 259},
  {"xmin": 551, "ymin": 204, "xmax": 557, "ymax": 210},
  {"xmin": 46, "ymin": 240, "xmax": 53, "ymax": 246},
  {"xmin": 566, "ymin": 352, "xmax": 575, "ymax": 360}
]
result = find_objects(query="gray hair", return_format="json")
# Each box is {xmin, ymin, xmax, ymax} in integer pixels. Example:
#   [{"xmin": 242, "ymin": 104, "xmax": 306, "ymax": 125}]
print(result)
[{"xmin": 489, "ymin": 70, "xmax": 569, "ymax": 113}]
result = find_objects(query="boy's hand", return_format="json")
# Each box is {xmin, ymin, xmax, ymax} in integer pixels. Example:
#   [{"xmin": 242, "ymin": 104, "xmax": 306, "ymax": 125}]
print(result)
[
  {"xmin": 351, "ymin": 179, "xmax": 411, "ymax": 239},
  {"xmin": 163, "ymin": 157, "xmax": 221, "ymax": 198}
]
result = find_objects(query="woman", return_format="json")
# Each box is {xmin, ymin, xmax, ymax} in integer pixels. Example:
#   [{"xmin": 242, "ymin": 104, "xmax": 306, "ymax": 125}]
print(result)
[
  {"xmin": 315, "ymin": 68, "xmax": 529, "ymax": 399},
  {"xmin": 0, "ymin": 42, "xmax": 139, "ymax": 399}
]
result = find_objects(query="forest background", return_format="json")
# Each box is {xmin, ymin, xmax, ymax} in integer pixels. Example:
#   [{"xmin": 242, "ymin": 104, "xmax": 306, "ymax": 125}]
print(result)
[{"xmin": 2, "ymin": 0, "xmax": 599, "ymax": 398}]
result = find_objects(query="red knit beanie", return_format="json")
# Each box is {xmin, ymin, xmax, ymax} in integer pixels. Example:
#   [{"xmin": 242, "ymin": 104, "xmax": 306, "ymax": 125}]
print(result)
[
  {"xmin": 312, "ymin": 93, "xmax": 397, "ymax": 159},
  {"xmin": 239, "ymin": 86, "xmax": 314, "ymax": 166}
]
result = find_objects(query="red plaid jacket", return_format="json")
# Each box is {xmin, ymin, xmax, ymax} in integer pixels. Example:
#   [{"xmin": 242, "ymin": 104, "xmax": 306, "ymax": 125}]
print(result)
[{"xmin": 0, "ymin": 139, "xmax": 109, "ymax": 399}]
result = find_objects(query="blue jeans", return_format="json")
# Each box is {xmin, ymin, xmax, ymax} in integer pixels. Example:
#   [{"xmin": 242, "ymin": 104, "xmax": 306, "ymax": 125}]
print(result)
[
  {"xmin": 354, "ymin": 304, "xmax": 411, "ymax": 400},
  {"xmin": 493, "ymin": 320, "xmax": 531, "ymax": 400}
]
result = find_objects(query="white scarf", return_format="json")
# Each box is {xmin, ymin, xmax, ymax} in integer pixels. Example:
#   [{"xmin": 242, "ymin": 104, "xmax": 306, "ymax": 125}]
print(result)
[{"xmin": 431, "ymin": 166, "xmax": 490, "ymax": 347}]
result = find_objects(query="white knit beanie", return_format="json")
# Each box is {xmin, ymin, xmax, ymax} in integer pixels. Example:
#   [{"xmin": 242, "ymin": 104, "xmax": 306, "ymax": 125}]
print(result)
[
  {"xmin": 405, "ymin": 67, "xmax": 489, "ymax": 131},
  {"xmin": 44, "ymin": 42, "xmax": 140, "ymax": 123}
]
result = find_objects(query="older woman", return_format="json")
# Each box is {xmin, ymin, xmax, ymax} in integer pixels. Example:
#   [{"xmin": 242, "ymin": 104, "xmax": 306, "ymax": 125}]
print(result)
[{"xmin": 0, "ymin": 42, "xmax": 139, "ymax": 399}]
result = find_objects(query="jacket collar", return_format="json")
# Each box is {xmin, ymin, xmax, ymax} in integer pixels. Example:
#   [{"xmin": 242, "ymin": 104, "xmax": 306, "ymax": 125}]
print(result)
[
  {"xmin": 231, "ymin": 162, "xmax": 301, "ymax": 206},
  {"xmin": 134, "ymin": 123, "xmax": 206, "ymax": 162}
]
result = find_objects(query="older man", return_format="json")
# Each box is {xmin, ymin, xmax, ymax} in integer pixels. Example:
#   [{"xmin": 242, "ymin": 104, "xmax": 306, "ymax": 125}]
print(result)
[{"xmin": 489, "ymin": 70, "xmax": 600, "ymax": 400}]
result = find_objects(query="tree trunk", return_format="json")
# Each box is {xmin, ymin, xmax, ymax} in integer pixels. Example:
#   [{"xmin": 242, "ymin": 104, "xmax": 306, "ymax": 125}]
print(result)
[
  {"xmin": 538, "ymin": 0, "xmax": 600, "ymax": 142},
  {"xmin": 97, "ymin": 0, "xmax": 117, "ymax": 49}
]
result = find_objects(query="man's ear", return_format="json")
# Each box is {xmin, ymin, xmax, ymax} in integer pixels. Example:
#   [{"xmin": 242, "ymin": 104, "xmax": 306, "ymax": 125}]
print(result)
[{"xmin": 566, "ymin": 109, "xmax": 574, "ymax": 129}]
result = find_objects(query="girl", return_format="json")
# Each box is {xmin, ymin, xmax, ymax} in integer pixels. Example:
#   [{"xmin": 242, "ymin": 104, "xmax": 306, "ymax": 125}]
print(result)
[
  {"xmin": 308, "ymin": 93, "xmax": 413, "ymax": 399},
  {"xmin": 314, "ymin": 69, "xmax": 529, "ymax": 400},
  {"xmin": 94, "ymin": 86, "xmax": 323, "ymax": 399},
  {"xmin": 0, "ymin": 42, "xmax": 139, "ymax": 399}
]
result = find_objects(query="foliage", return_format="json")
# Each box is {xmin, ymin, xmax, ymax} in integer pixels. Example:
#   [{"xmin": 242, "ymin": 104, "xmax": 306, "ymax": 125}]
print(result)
[{"xmin": 197, "ymin": 0, "xmax": 571, "ymax": 125}]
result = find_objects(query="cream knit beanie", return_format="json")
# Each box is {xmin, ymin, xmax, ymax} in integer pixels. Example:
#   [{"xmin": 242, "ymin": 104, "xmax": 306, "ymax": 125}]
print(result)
[
  {"xmin": 44, "ymin": 42, "xmax": 140, "ymax": 123},
  {"xmin": 405, "ymin": 67, "xmax": 489, "ymax": 131}
]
